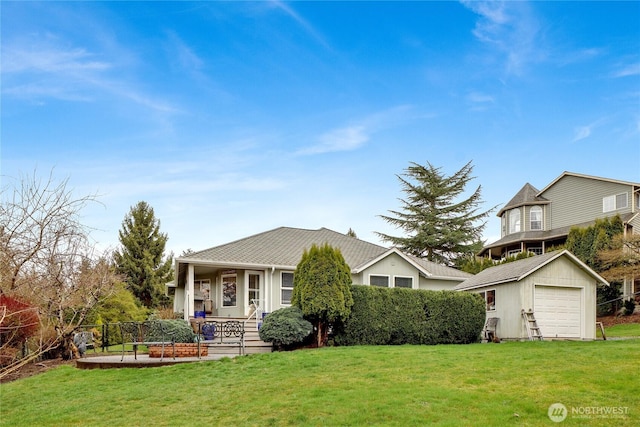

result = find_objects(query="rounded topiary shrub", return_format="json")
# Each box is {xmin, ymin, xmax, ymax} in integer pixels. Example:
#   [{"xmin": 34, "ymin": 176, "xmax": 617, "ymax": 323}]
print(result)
[
  {"xmin": 149, "ymin": 319, "xmax": 196, "ymax": 343},
  {"xmin": 259, "ymin": 306, "xmax": 313, "ymax": 350}
]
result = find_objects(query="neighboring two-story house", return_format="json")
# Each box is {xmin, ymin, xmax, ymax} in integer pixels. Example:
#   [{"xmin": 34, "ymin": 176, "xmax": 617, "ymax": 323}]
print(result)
[{"xmin": 479, "ymin": 171, "xmax": 640, "ymax": 299}]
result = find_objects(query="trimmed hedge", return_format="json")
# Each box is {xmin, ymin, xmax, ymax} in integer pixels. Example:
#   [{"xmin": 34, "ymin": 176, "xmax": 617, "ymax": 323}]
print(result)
[{"xmin": 333, "ymin": 286, "xmax": 486, "ymax": 346}]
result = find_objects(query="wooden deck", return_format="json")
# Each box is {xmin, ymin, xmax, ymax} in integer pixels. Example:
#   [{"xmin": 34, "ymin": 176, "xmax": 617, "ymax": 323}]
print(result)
[{"xmin": 76, "ymin": 316, "xmax": 272, "ymax": 369}]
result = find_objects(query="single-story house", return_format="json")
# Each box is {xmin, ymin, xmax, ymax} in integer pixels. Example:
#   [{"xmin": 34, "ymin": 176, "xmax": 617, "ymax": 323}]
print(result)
[
  {"xmin": 455, "ymin": 250, "xmax": 608, "ymax": 340},
  {"xmin": 169, "ymin": 226, "xmax": 473, "ymax": 320}
]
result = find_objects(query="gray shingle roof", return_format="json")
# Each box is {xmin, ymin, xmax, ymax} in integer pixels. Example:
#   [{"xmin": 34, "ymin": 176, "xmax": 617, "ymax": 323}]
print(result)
[
  {"xmin": 181, "ymin": 227, "xmax": 388, "ymax": 270},
  {"xmin": 455, "ymin": 250, "xmax": 607, "ymax": 290},
  {"xmin": 497, "ymin": 183, "xmax": 549, "ymax": 216},
  {"xmin": 180, "ymin": 226, "xmax": 471, "ymax": 279},
  {"xmin": 407, "ymin": 254, "xmax": 473, "ymax": 279},
  {"xmin": 455, "ymin": 251, "xmax": 562, "ymax": 290}
]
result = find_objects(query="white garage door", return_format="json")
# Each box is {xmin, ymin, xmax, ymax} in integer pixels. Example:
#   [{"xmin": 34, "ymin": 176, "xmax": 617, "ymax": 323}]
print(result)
[{"xmin": 534, "ymin": 286, "xmax": 582, "ymax": 338}]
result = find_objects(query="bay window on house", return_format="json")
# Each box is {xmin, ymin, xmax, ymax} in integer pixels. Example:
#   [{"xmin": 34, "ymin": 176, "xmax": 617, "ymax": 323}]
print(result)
[
  {"xmin": 509, "ymin": 208, "xmax": 521, "ymax": 234},
  {"xmin": 530, "ymin": 206, "xmax": 542, "ymax": 231}
]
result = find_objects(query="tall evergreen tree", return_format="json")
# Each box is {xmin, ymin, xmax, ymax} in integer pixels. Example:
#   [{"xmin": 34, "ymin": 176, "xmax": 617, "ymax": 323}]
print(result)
[
  {"xmin": 114, "ymin": 201, "xmax": 173, "ymax": 308},
  {"xmin": 377, "ymin": 161, "xmax": 494, "ymax": 266},
  {"xmin": 291, "ymin": 243, "xmax": 354, "ymax": 347}
]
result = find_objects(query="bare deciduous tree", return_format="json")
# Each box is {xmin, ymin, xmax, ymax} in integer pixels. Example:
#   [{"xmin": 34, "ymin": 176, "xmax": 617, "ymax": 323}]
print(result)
[
  {"xmin": 0, "ymin": 170, "xmax": 119, "ymax": 379},
  {"xmin": 598, "ymin": 233, "xmax": 640, "ymax": 300}
]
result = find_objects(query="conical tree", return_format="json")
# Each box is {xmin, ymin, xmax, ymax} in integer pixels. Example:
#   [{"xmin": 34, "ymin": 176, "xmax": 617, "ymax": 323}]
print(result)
[
  {"xmin": 291, "ymin": 243, "xmax": 353, "ymax": 347},
  {"xmin": 114, "ymin": 201, "xmax": 173, "ymax": 308},
  {"xmin": 377, "ymin": 161, "xmax": 494, "ymax": 266}
]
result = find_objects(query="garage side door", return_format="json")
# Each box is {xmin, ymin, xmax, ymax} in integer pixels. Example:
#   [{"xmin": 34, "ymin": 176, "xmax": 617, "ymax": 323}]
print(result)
[{"xmin": 534, "ymin": 286, "xmax": 582, "ymax": 338}]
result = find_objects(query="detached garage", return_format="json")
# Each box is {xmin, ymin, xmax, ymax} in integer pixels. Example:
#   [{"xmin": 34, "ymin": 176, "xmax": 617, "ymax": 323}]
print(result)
[{"xmin": 455, "ymin": 250, "xmax": 608, "ymax": 341}]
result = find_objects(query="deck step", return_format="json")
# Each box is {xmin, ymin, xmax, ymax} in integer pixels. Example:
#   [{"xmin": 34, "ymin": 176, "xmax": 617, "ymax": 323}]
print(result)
[{"xmin": 194, "ymin": 316, "xmax": 272, "ymax": 355}]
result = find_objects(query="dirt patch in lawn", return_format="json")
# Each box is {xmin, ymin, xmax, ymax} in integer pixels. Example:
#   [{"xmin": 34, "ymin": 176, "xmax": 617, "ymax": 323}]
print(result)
[
  {"xmin": 0, "ymin": 358, "xmax": 75, "ymax": 384},
  {"xmin": 597, "ymin": 312, "xmax": 640, "ymax": 327}
]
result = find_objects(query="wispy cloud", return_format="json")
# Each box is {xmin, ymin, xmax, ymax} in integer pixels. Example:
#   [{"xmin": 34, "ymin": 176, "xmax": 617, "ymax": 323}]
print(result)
[
  {"xmin": 269, "ymin": 0, "xmax": 331, "ymax": 50},
  {"xmin": 2, "ymin": 35, "xmax": 178, "ymax": 113},
  {"xmin": 300, "ymin": 126, "xmax": 369, "ymax": 155},
  {"xmin": 611, "ymin": 62, "xmax": 640, "ymax": 78},
  {"xmin": 297, "ymin": 105, "xmax": 419, "ymax": 155},
  {"xmin": 2, "ymin": 43, "xmax": 111, "ymax": 74},
  {"xmin": 462, "ymin": 1, "xmax": 542, "ymax": 75},
  {"xmin": 572, "ymin": 117, "xmax": 608, "ymax": 142},
  {"xmin": 466, "ymin": 91, "xmax": 495, "ymax": 111}
]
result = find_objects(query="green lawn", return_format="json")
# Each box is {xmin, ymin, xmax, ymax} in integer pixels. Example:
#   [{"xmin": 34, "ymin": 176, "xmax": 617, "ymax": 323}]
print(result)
[
  {"xmin": 1, "ymin": 340, "xmax": 639, "ymax": 426},
  {"xmin": 602, "ymin": 322, "xmax": 640, "ymax": 338}
]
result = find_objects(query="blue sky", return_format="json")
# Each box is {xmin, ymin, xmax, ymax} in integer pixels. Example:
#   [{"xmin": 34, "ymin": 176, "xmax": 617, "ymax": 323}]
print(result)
[{"xmin": 2, "ymin": 1, "xmax": 639, "ymax": 256}]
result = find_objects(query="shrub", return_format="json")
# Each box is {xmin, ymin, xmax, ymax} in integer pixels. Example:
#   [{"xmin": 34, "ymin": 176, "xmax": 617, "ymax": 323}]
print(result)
[
  {"xmin": 624, "ymin": 299, "xmax": 636, "ymax": 316},
  {"xmin": 259, "ymin": 307, "xmax": 313, "ymax": 350},
  {"xmin": 0, "ymin": 295, "xmax": 40, "ymax": 360},
  {"xmin": 149, "ymin": 319, "xmax": 195, "ymax": 343},
  {"xmin": 333, "ymin": 285, "xmax": 485, "ymax": 346}
]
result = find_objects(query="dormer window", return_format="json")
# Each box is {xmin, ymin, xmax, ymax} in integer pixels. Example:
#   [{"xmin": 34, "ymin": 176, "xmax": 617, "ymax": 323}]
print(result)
[
  {"xmin": 530, "ymin": 206, "xmax": 542, "ymax": 230},
  {"xmin": 509, "ymin": 208, "xmax": 521, "ymax": 234}
]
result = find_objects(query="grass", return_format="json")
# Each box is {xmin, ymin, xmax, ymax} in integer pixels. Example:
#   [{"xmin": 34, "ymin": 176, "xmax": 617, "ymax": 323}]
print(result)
[
  {"xmin": 1, "ymin": 340, "xmax": 639, "ymax": 426},
  {"xmin": 602, "ymin": 322, "xmax": 640, "ymax": 338}
]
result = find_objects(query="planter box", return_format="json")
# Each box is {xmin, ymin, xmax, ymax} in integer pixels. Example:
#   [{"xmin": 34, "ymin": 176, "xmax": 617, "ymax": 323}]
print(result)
[{"xmin": 148, "ymin": 343, "xmax": 206, "ymax": 358}]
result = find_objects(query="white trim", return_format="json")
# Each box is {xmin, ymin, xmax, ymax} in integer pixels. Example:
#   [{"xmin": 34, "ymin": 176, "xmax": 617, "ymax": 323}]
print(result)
[
  {"xmin": 533, "ymin": 283, "xmax": 585, "ymax": 338},
  {"xmin": 369, "ymin": 274, "xmax": 390, "ymax": 287},
  {"xmin": 477, "ymin": 289, "xmax": 496, "ymax": 312},
  {"xmin": 244, "ymin": 270, "xmax": 264, "ymax": 316},
  {"xmin": 353, "ymin": 247, "xmax": 432, "ymax": 277},
  {"xmin": 393, "ymin": 275, "xmax": 414, "ymax": 289},
  {"xmin": 530, "ymin": 206, "xmax": 543, "ymax": 231},
  {"xmin": 221, "ymin": 272, "xmax": 238, "ymax": 308},
  {"xmin": 280, "ymin": 271, "xmax": 295, "ymax": 306}
]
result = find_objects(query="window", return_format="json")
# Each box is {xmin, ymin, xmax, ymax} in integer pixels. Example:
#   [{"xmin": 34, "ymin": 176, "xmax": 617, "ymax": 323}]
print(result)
[
  {"xmin": 530, "ymin": 206, "xmax": 542, "ymax": 231},
  {"xmin": 370, "ymin": 275, "xmax": 389, "ymax": 287},
  {"xmin": 195, "ymin": 279, "xmax": 211, "ymax": 300},
  {"xmin": 603, "ymin": 193, "xmax": 628, "ymax": 212},
  {"xmin": 222, "ymin": 274, "xmax": 237, "ymax": 307},
  {"xmin": 528, "ymin": 247, "xmax": 543, "ymax": 255},
  {"xmin": 478, "ymin": 290, "xmax": 496, "ymax": 311},
  {"xmin": 507, "ymin": 249, "xmax": 521, "ymax": 258},
  {"xmin": 281, "ymin": 272, "xmax": 294, "ymax": 305},
  {"xmin": 509, "ymin": 208, "xmax": 521, "ymax": 233},
  {"xmin": 394, "ymin": 276, "xmax": 413, "ymax": 288}
]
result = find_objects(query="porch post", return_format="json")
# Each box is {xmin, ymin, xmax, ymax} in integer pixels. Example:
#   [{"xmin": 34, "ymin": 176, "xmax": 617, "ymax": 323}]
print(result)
[{"xmin": 187, "ymin": 264, "xmax": 195, "ymax": 318}]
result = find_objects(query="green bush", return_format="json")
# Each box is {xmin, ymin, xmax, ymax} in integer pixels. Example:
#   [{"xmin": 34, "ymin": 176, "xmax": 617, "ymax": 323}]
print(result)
[
  {"xmin": 624, "ymin": 299, "xmax": 636, "ymax": 316},
  {"xmin": 149, "ymin": 319, "xmax": 196, "ymax": 343},
  {"xmin": 259, "ymin": 307, "xmax": 313, "ymax": 349},
  {"xmin": 333, "ymin": 285, "xmax": 486, "ymax": 346}
]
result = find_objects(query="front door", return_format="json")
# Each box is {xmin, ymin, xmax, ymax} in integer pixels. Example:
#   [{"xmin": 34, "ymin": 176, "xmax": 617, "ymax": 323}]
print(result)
[{"xmin": 246, "ymin": 271, "xmax": 264, "ymax": 316}]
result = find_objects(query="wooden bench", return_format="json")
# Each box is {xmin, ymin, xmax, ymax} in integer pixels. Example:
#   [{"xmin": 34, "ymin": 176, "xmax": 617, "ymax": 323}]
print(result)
[
  {"xmin": 119, "ymin": 321, "xmax": 175, "ymax": 361},
  {"xmin": 196, "ymin": 320, "xmax": 245, "ymax": 358}
]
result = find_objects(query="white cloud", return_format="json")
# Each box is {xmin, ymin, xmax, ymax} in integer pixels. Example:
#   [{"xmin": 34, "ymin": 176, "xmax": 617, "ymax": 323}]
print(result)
[
  {"xmin": 296, "ymin": 105, "xmax": 419, "ymax": 155},
  {"xmin": 572, "ymin": 117, "xmax": 608, "ymax": 142},
  {"xmin": 462, "ymin": 1, "xmax": 542, "ymax": 75},
  {"xmin": 300, "ymin": 126, "xmax": 369, "ymax": 155},
  {"xmin": 269, "ymin": 0, "xmax": 331, "ymax": 50},
  {"xmin": 611, "ymin": 62, "xmax": 640, "ymax": 78},
  {"xmin": 2, "ymin": 35, "xmax": 178, "ymax": 114}
]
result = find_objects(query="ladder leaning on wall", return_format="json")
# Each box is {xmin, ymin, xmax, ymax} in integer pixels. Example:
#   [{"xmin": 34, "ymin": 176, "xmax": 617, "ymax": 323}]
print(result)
[{"xmin": 521, "ymin": 309, "xmax": 544, "ymax": 341}]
